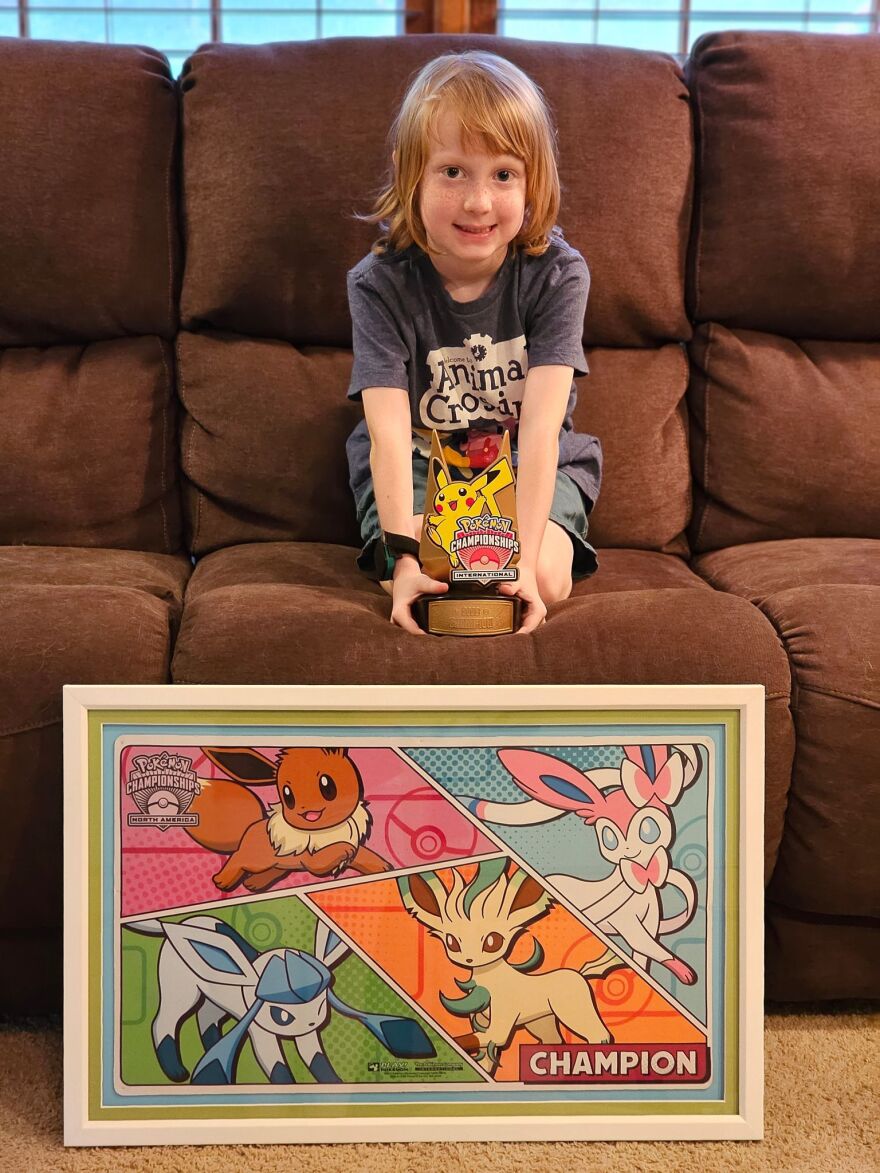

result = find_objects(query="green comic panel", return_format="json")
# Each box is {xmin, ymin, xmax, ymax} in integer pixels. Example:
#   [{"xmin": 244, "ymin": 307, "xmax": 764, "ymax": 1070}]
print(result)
[{"xmin": 119, "ymin": 894, "xmax": 482, "ymax": 1087}]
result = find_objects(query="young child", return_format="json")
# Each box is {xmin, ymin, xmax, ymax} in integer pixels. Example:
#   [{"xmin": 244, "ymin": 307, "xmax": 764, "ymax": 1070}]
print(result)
[{"xmin": 346, "ymin": 50, "xmax": 602, "ymax": 636}]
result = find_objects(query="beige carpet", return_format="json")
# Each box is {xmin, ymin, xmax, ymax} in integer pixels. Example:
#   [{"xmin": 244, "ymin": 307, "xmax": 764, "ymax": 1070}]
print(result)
[{"xmin": 1, "ymin": 1003, "xmax": 877, "ymax": 1172}]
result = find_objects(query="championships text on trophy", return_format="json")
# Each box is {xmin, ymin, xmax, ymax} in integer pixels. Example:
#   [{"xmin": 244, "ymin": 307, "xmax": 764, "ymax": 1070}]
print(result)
[{"xmin": 412, "ymin": 431, "xmax": 523, "ymax": 636}]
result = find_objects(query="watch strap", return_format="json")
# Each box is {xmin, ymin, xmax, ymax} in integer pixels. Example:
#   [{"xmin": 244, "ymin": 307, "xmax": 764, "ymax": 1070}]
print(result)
[
  {"xmin": 373, "ymin": 531, "xmax": 421, "ymax": 581},
  {"xmin": 383, "ymin": 531, "xmax": 421, "ymax": 560}
]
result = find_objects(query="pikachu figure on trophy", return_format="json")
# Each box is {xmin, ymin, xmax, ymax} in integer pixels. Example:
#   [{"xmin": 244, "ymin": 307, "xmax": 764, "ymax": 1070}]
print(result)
[{"xmin": 413, "ymin": 431, "xmax": 523, "ymax": 636}]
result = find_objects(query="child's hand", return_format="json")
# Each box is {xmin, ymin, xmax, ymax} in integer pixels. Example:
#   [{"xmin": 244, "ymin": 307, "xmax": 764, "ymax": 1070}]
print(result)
[
  {"xmin": 390, "ymin": 556, "xmax": 448, "ymax": 636},
  {"xmin": 498, "ymin": 567, "xmax": 547, "ymax": 635}
]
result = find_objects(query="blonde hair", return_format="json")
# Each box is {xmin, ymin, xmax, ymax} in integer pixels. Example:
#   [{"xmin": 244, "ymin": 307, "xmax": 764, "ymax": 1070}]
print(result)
[{"xmin": 355, "ymin": 51, "xmax": 564, "ymax": 259}]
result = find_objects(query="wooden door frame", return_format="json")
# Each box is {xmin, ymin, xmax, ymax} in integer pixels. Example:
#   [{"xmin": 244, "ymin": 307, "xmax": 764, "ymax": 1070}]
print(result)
[{"xmin": 407, "ymin": 0, "xmax": 496, "ymax": 34}]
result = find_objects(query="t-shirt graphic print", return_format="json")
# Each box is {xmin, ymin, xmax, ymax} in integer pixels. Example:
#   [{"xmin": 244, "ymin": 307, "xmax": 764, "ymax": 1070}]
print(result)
[
  {"xmin": 420, "ymin": 331, "xmax": 527, "ymax": 432},
  {"xmin": 345, "ymin": 236, "xmax": 602, "ymax": 510}
]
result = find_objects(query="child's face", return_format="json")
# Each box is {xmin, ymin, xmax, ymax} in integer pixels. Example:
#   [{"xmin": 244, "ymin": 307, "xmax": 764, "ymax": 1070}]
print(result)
[{"xmin": 417, "ymin": 109, "xmax": 527, "ymax": 271}]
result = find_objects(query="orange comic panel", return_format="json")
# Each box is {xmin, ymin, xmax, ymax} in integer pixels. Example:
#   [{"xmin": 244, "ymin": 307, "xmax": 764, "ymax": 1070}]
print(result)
[{"xmin": 312, "ymin": 863, "xmax": 705, "ymax": 1083}]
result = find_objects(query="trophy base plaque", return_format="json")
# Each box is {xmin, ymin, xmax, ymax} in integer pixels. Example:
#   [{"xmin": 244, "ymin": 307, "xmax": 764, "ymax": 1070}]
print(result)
[{"xmin": 413, "ymin": 592, "xmax": 523, "ymax": 636}]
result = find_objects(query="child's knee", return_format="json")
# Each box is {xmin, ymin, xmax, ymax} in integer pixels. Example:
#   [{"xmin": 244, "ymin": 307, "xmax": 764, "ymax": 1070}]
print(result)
[
  {"xmin": 537, "ymin": 562, "xmax": 572, "ymax": 604},
  {"xmin": 536, "ymin": 522, "xmax": 574, "ymax": 603}
]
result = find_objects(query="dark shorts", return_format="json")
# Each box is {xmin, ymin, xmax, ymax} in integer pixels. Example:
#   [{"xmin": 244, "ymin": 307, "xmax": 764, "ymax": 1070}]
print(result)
[{"xmin": 354, "ymin": 453, "xmax": 598, "ymax": 583}]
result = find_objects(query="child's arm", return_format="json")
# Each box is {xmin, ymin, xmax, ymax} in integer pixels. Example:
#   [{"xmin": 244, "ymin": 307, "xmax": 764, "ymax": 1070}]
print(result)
[
  {"xmin": 362, "ymin": 387, "xmax": 447, "ymax": 635},
  {"xmin": 499, "ymin": 365, "xmax": 575, "ymax": 634}
]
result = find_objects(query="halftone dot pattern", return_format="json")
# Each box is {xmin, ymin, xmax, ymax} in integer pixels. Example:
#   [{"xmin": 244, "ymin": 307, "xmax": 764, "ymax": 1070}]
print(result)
[
  {"xmin": 409, "ymin": 744, "xmax": 623, "ymax": 807},
  {"xmin": 120, "ymin": 895, "xmax": 474, "ymax": 1086},
  {"xmin": 119, "ymin": 744, "xmax": 496, "ymax": 916},
  {"xmin": 313, "ymin": 868, "xmax": 706, "ymax": 1086},
  {"xmin": 407, "ymin": 744, "xmax": 710, "ymax": 1023},
  {"xmin": 408, "ymin": 744, "xmax": 626, "ymax": 880}
]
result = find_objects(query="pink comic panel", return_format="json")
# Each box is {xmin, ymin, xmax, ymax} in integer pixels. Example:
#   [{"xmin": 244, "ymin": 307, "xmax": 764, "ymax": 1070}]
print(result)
[{"xmin": 119, "ymin": 744, "xmax": 496, "ymax": 916}]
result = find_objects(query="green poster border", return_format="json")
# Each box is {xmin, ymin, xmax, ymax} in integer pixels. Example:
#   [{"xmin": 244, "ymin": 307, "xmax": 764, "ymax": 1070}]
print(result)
[{"xmin": 86, "ymin": 706, "xmax": 740, "ymax": 1123}]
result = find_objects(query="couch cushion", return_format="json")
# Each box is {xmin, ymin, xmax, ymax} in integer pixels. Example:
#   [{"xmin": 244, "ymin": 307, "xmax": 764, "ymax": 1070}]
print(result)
[
  {"xmin": 180, "ymin": 332, "xmax": 691, "ymax": 559},
  {"xmin": 573, "ymin": 549, "xmax": 701, "ymax": 596},
  {"xmin": 184, "ymin": 543, "xmax": 701, "ymax": 604},
  {"xmin": 573, "ymin": 344, "xmax": 690, "ymax": 556},
  {"xmin": 183, "ymin": 542, "xmax": 377, "ymax": 601},
  {"xmin": 177, "ymin": 36, "xmax": 694, "ymax": 557},
  {"xmin": 179, "ymin": 36, "xmax": 691, "ymax": 349},
  {"xmin": 766, "ymin": 901, "xmax": 880, "ymax": 1002},
  {"xmin": 178, "ymin": 332, "xmax": 362, "ymax": 555},
  {"xmin": 687, "ymin": 325, "xmax": 880, "ymax": 553},
  {"xmin": 173, "ymin": 543, "xmax": 793, "ymax": 879},
  {"xmin": 0, "ymin": 547, "xmax": 190, "ymax": 739},
  {"xmin": 693, "ymin": 538, "xmax": 880, "ymax": 919},
  {"xmin": 0, "ymin": 545, "xmax": 191, "ymax": 604},
  {"xmin": 0, "ymin": 38, "xmax": 183, "ymax": 555},
  {"xmin": 686, "ymin": 31, "xmax": 880, "ymax": 339},
  {"xmin": 0, "ymin": 339, "xmax": 183, "ymax": 552},
  {"xmin": 0, "ymin": 39, "xmax": 179, "ymax": 349},
  {"xmin": 692, "ymin": 537, "xmax": 880, "ymax": 601},
  {"xmin": 0, "ymin": 549, "xmax": 190, "ymax": 953}
]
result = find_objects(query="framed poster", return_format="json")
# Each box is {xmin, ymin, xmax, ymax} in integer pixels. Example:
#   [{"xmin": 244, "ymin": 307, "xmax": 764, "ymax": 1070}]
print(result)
[{"xmin": 63, "ymin": 684, "xmax": 764, "ymax": 1145}]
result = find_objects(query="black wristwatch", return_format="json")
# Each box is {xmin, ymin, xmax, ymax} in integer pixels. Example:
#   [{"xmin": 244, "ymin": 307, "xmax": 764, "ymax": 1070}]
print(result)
[{"xmin": 374, "ymin": 531, "xmax": 421, "ymax": 581}]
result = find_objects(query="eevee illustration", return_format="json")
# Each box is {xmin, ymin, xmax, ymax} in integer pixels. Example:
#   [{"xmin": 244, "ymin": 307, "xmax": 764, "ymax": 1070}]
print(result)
[{"xmin": 181, "ymin": 746, "xmax": 391, "ymax": 893}]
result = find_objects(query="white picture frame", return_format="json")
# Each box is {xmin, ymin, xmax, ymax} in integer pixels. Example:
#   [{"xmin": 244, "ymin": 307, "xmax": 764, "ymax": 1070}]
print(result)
[{"xmin": 63, "ymin": 683, "xmax": 764, "ymax": 1144}]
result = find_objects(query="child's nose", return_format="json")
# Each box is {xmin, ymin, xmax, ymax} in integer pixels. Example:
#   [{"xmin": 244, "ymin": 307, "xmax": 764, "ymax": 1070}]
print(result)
[{"xmin": 463, "ymin": 185, "xmax": 492, "ymax": 213}]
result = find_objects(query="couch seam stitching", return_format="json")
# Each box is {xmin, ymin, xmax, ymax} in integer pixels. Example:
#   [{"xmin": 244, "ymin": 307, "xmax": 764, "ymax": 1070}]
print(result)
[
  {"xmin": 0, "ymin": 717, "xmax": 60, "ymax": 738},
  {"xmin": 693, "ymin": 62, "xmax": 705, "ymax": 323},
  {"xmin": 157, "ymin": 336, "xmax": 170, "ymax": 553},
  {"xmin": 797, "ymin": 682, "xmax": 880, "ymax": 711},
  {"xmin": 750, "ymin": 599, "xmax": 877, "ymax": 712},
  {"xmin": 673, "ymin": 342, "xmax": 693, "ymax": 542},
  {"xmin": 694, "ymin": 322, "xmax": 712, "ymax": 551},
  {"xmin": 164, "ymin": 79, "xmax": 176, "ymax": 342},
  {"xmin": 177, "ymin": 335, "xmax": 202, "ymax": 552}
]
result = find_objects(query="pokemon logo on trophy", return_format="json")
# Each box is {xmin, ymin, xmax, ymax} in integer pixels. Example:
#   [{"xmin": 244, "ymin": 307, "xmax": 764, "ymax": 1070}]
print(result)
[{"xmin": 412, "ymin": 431, "xmax": 523, "ymax": 636}]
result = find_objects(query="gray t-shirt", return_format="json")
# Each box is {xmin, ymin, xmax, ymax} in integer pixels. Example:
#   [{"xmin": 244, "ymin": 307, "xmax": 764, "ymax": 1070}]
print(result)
[{"xmin": 345, "ymin": 235, "xmax": 602, "ymax": 509}]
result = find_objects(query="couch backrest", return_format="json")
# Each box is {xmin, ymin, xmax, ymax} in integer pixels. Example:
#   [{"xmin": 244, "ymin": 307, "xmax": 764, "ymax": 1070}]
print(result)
[
  {"xmin": 177, "ymin": 35, "xmax": 694, "ymax": 557},
  {"xmin": 6, "ymin": 32, "xmax": 875, "ymax": 563},
  {"xmin": 0, "ymin": 38, "xmax": 183, "ymax": 553},
  {"xmin": 685, "ymin": 31, "xmax": 880, "ymax": 552}
]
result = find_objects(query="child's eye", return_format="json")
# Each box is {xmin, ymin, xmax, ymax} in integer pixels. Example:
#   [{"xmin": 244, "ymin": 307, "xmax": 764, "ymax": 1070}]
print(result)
[{"xmin": 441, "ymin": 166, "xmax": 516, "ymax": 181}]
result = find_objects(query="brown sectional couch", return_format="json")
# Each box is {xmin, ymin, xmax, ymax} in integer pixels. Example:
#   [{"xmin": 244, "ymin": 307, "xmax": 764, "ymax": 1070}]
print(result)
[{"xmin": 0, "ymin": 30, "xmax": 876, "ymax": 1013}]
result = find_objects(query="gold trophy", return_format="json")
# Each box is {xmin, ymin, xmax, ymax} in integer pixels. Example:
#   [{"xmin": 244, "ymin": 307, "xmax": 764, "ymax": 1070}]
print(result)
[{"xmin": 412, "ymin": 431, "xmax": 523, "ymax": 636}]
